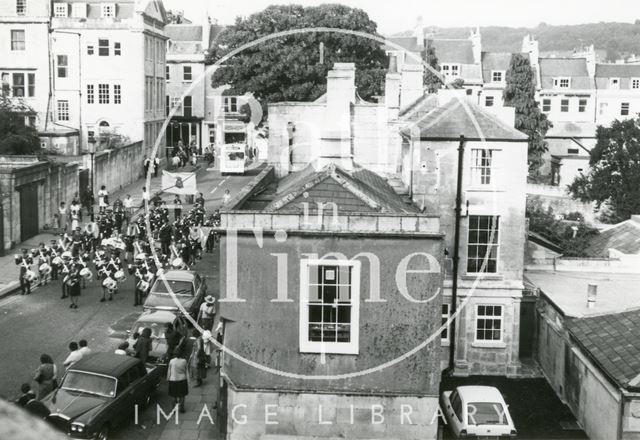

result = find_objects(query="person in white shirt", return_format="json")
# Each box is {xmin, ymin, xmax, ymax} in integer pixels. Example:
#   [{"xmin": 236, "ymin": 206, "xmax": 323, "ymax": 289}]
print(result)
[
  {"xmin": 63, "ymin": 342, "xmax": 83, "ymax": 369},
  {"xmin": 140, "ymin": 187, "xmax": 150, "ymax": 209},
  {"xmin": 98, "ymin": 185, "xmax": 109, "ymax": 214},
  {"xmin": 78, "ymin": 339, "xmax": 91, "ymax": 357},
  {"xmin": 114, "ymin": 342, "xmax": 129, "ymax": 355}
]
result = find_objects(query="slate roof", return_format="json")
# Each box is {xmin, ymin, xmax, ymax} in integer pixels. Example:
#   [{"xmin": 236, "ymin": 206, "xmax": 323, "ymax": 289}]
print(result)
[
  {"xmin": 566, "ymin": 309, "xmax": 640, "ymax": 391},
  {"xmin": 262, "ymin": 163, "xmax": 419, "ymax": 214},
  {"xmin": 526, "ymin": 271, "xmax": 640, "ymax": 318},
  {"xmin": 481, "ymin": 52, "xmax": 513, "ymax": 83},
  {"xmin": 165, "ymin": 24, "xmax": 202, "ymax": 41},
  {"xmin": 401, "ymin": 98, "xmax": 528, "ymax": 141},
  {"xmin": 538, "ymin": 58, "xmax": 594, "ymax": 89},
  {"xmin": 430, "ymin": 39, "xmax": 475, "ymax": 64},
  {"xmin": 384, "ymin": 37, "xmax": 422, "ymax": 53},
  {"xmin": 545, "ymin": 121, "xmax": 597, "ymax": 139},
  {"xmin": 584, "ymin": 217, "xmax": 640, "ymax": 257},
  {"xmin": 595, "ymin": 64, "xmax": 640, "ymax": 78}
]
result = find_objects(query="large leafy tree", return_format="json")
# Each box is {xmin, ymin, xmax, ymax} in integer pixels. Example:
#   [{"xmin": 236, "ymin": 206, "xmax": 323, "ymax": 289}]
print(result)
[
  {"xmin": 568, "ymin": 116, "xmax": 640, "ymax": 222},
  {"xmin": 422, "ymin": 41, "xmax": 442, "ymax": 93},
  {"xmin": 0, "ymin": 97, "xmax": 40, "ymax": 154},
  {"xmin": 503, "ymin": 54, "xmax": 552, "ymax": 177},
  {"xmin": 207, "ymin": 4, "xmax": 387, "ymax": 104}
]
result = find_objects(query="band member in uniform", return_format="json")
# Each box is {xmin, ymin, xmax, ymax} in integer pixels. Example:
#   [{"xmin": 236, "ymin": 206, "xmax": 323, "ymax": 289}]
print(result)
[{"xmin": 67, "ymin": 266, "xmax": 81, "ymax": 309}]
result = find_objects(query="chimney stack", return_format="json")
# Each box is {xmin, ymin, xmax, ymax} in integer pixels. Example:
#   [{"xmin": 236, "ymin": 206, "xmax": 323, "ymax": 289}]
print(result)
[
  {"xmin": 385, "ymin": 55, "xmax": 401, "ymax": 118},
  {"xmin": 400, "ymin": 64, "xmax": 424, "ymax": 109},
  {"xmin": 319, "ymin": 63, "xmax": 356, "ymax": 170},
  {"xmin": 587, "ymin": 283, "xmax": 598, "ymax": 309}
]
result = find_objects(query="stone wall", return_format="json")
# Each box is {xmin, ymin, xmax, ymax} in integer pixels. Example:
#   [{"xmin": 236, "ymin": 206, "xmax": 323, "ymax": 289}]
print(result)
[
  {"xmin": 93, "ymin": 141, "xmax": 145, "ymax": 194},
  {"xmin": 225, "ymin": 386, "xmax": 439, "ymax": 440}
]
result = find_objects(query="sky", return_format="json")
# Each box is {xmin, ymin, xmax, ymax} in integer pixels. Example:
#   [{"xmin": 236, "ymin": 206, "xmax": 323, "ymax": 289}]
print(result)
[{"xmin": 162, "ymin": 0, "xmax": 639, "ymax": 34}]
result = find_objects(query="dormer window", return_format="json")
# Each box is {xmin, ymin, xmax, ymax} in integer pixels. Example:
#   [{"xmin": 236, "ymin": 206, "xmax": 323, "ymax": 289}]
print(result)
[
  {"xmin": 632, "ymin": 78, "xmax": 640, "ymax": 90},
  {"xmin": 53, "ymin": 3, "xmax": 68, "ymax": 17},
  {"xmin": 101, "ymin": 3, "xmax": 115, "ymax": 18},
  {"xmin": 441, "ymin": 63, "xmax": 460, "ymax": 78},
  {"xmin": 553, "ymin": 77, "xmax": 570, "ymax": 88},
  {"xmin": 609, "ymin": 78, "xmax": 620, "ymax": 90},
  {"xmin": 491, "ymin": 70, "xmax": 505, "ymax": 83},
  {"xmin": 71, "ymin": 3, "xmax": 87, "ymax": 18}
]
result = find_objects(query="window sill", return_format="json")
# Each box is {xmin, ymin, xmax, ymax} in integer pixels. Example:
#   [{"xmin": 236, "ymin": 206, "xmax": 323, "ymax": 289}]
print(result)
[
  {"xmin": 462, "ymin": 274, "xmax": 503, "ymax": 281},
  {"xmin": 465, "ymin": 187, "xmax": 505, "ymax": 193},
  {"xmin": 471, "ymin": 341, "xmax": 506, "ymax": 349},
  {"xmin": 441, "ymin": 340, "xmax": 451, "ymax": 347}
]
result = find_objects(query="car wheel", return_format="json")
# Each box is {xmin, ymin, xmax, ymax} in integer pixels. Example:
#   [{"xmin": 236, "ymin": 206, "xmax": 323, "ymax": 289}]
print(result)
[{"xmin": 97, "ymin": 425, "xmax": 109, "ymax": 440}]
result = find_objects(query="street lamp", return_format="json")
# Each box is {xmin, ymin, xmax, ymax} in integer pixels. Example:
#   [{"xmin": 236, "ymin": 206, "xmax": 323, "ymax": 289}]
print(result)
[{"xmin": 87, "ymin": 136, "xmax": 96, "ymax": 221}]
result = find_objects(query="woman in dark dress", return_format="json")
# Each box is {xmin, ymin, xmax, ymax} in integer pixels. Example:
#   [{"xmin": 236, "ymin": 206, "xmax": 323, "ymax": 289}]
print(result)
[{"xmin": 68, "ymin": 267, "xmax": 81, "ymax": 309}]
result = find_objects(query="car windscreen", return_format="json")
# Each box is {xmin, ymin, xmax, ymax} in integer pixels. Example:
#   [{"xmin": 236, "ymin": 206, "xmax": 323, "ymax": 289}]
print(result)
[
  {"xmin": 151, "ymin": 280, "xmax": 194, "ymax": 296},
  {"xmin": 61, "ymin": 371, "xmax": 117, "ymax": 398},
  {"xmin": 467, "ymin": 402, "xmax": 508, "ymax": 425},
  {"xmin": 132, "ymin": 322, "xmax": 167, "ymax": 339}
]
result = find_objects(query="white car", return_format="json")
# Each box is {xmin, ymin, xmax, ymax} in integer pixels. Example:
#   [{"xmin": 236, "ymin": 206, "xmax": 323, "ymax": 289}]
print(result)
[{"xmin": 441, "ymin": 386, "xmax": 517, "ymax": 438}]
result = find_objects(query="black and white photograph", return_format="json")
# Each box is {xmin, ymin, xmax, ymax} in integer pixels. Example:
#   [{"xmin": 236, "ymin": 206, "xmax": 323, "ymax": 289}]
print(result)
[{"xmin": 1, "ymin": 0, "xmax": 640, "ymax": 439}]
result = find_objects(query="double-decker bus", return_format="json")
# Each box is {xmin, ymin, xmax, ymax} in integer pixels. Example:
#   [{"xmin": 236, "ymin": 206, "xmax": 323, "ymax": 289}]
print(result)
[{"xmin": 220, "ymin": 143, "xmax": 248, "ymax": 175}]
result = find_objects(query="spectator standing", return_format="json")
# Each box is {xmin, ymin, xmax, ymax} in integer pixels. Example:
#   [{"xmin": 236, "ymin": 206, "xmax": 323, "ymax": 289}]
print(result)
[
  {"xmin": 82, "ymin": 185, "xmax": 95, "ymax": 221},
  {"xmin": 143, "ymin": 156, "xmax": 150, "ymax": 176},
  {"xmin": 58, "ymin": 202, "xmax": 68, "ymax": 232},
  {"xmin": 189, "ymin": 329, "xmax": 207, "ymax": 387},
  {"xmin": 140, "ymin": 186, "xmax": 150, "ymax": 208},
  {"xmin": 173, "ymin": 195, "xmax": 182, "ymax": 221},
  {"xmin": 153, "ymin": 157, "xmax": 160, "ymax": 178},
  {"xmin": 33, "ymin": 354, "xmax": 57, "ymax": 400},
  {"xmin": 134, "ymin": 328, "xmax": 152, "ymax": 365},
  {"xmin": 97, "ymin": 185, "xmax": 109, "ymax": 214},
  {"xmin": 197, "ymin": 296, "xmax": 216, "ymax": 331},
  {"xmin": 78, "ymin": 339, "xmax": 91, "ymax": 357},
  {"xmin": 222, "ymin": 189, "xmax": 231, "ymax": 205},
  {"xmin": 167, "ymin": 350, "xmax": 188, "ymax": 413}
]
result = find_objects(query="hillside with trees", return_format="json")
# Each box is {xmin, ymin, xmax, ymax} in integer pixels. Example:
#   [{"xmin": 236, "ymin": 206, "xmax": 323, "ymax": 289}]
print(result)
[{"xmin": 395, "ymin": 21, "xmax": 640, "ymax": 61}]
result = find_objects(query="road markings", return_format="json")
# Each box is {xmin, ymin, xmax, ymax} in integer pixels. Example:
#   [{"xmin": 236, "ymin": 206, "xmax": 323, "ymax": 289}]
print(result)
[{"xmin": 210, "ymin": 176, "xmax": 230, "ymax": 194}]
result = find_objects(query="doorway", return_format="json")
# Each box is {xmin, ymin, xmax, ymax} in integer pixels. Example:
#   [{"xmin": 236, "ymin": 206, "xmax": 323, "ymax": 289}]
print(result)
[{"xmin": 19, "ymin": 183, "xmax": 39, "ymax": 242}]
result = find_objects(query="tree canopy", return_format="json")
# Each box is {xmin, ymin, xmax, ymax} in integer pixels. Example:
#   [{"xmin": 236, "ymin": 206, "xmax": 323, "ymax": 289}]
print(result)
[
  {"xmin": 568, "ymin": 116, "xmax": 640, "ymax": 222},
  {"xmin": 0, "ymin": 97, "xmax": 40, "ymax": 155},
  {"xmin": 422, "ymin": 41, "xmax": 442, "ymax": 93},
  {"xmin": 503, "ymin": 53, "xmax": 552, "ymax": 177},
  {"xmin": 206, "ymin": 4, "xmax": 388, "ymax": 104}
]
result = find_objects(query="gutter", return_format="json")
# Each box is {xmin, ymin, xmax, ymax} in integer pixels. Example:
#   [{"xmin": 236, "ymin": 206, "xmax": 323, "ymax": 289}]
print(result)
[{"xmin": 447, "ymin": 135, "xmax": 466, "ymax": 374}]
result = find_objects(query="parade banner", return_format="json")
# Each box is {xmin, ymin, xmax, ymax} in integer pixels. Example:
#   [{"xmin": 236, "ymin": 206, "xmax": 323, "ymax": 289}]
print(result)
[{"xmin": 161, "ymin": 171, "xmax": 197, "ymax": 195}]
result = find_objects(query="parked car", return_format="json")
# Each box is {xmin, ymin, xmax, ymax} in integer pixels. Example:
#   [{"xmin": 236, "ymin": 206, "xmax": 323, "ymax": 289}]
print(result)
[
  {"xmin": 143, "ymin": 270, "xmax": 207, "ymax": 317},
  {"xmin": 43, "ymin": 353, "xmax": 161, "ymax": 440},
  {"xmin": 126, "ymin": 310, "xmax": 191, "ymax": 365},
  {"xmin": 441, "ymin": 385, "xmax": 517, "ymax": 438}
]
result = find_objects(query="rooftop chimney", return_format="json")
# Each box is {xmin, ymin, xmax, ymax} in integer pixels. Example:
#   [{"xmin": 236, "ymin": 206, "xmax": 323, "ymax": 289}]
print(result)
[
  {"xmin": 385, "ymin": 55, "xmax": 401, "ymax": 118},
  {"xmin": 469, "ymin": 27, "xmax": 482, "ymax": 64},
  {"xmin": 319, "ymin": 63, "xmax": 355, "ymax": 170},
  {"xmin": 415, "ymin": 16, "xmax": 424, "ymax": 49},
  {"xmin": 587, "ymin": 283, "xmax": 598, "ymax": 309},
  {"xmin": 400, "ymin": 64, "xmax": 424, "ymax": 110}
]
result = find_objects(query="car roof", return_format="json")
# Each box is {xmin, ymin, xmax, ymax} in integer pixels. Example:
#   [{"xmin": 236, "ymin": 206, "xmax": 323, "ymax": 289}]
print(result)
[
  {"xmin": 159, "ymin": 270, "xmax": 196, "ymax": 282},
  {"xmin": 135, "ymin": 310, "xmax": 179, "ymax": 324},
  {"xmin": 455, "ymin": 386, "xmax": 505, "ymax": 402},
  {"xmin": 69, "ymin": 353, "xmax": 140, "ymax": 377}
]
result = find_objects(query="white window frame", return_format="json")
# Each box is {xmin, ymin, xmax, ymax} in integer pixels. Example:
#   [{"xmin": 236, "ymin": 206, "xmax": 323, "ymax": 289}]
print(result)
[
  {"xmin": 87, "ymin": 84, "xmax": 94, "ymax": 104},
  {"xmin": 98, "ymin": 83, "xmax": 109, "ymax": 104},
  {"xmin": 98, "ymin": 38, "xmax": 109, "ymax": 56},
  {"xmin": 101, "ymin": 3, "xmax": 115, "ymax": 18},
  {"xmin": 609, "ymin": 78, "xmax": 620, "ymax": 90},
  {"xmin": 183, "ymin": 65, "xmax": 192, "ymax": 82},
  {"xmin": 441, "ymin": 303, "xmax": 450, "ymax": 342},
  {"xmin": 470, "ymin": 148, "xmax": 494, "ymax": 186},
  {"xmin": 484, "ymin": 96, "xmax": 494, "ymax": 107},
  {"xmin": 10, "ymin": 30, "xmax": 25, "ymax": 51},
  {"xmin": 560, "ymin": 99, "xmax": 569, "ymax": 112},
  {"xmin": 466, "ymin": 215, "xmax": 500, "ymax": 274},
  {"xmin": 57, "ymin": 100, "xmax": 69, "ymax": 121},
  {"xmin": 553, "ymin": 77, "xmax": 570, "ymax": 88},
  {"xmin": 542, "ymin": 98, "xmax": 551, "ymax": 112},
  {"xmin": 224, "ymin": 97, "xmax": 238, "ymax": 113},
  {"xmin": 441, "ymin": 63, "xmax": 460, "ymax": 78},
  {"xmin": 114, "ymin": 84, "xmax": 121, "ymax": 104},
  {"xmin": 632, "ymin": 78, "xmax": 640, "ymax": 90},
  {"xmin": 171, "ymin": 97, "xmax": 182, "ymax": 115},
  {"xmin": 56, "ymin": 55, "xmax": 68, "ymax": 78},
  {"xmin": 578, "ymin": 98, "xmax": 587, "ymax": 113},
  {"xmin": 491, "ymin": 70, "xmax": 504, "ymax": 83},
  {"xmin": 16, "ymin": 0, "xmax": 26, "ymax": 15},
  {"xmin": 53, "ymin": 3, "xmax": 68, "ymax": 17},
  {"xmin": 475, "ymin": 304, "xmax": 503, "ymax": 342},
  {"xmin": 621, "ymin": 102, "xmax": 630, "ymax": 116},
  {"xmin": 165, "ymin": 65, "xmax": 170, "ymax": 81},
  {"xmin": 299, "ymin": 259, "xmax": 360, "ymax": 355},
  {"xmin": 114, "ymin": 42, "xmax": 121, "ymax": 56}
]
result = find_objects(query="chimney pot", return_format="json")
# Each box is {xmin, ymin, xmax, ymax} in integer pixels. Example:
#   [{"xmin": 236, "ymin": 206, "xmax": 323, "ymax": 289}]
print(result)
[{"xmin": 587, "ymin": 283, "xmax": 598, "ymax": 309}]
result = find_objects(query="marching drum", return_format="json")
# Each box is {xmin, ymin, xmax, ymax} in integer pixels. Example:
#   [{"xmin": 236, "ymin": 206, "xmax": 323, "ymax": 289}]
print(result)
[
  {"xmin": 14, "ymin": 255, "xmax": 22, "ymax": 265},
  {"xmin": 171, "ymin": 257, "xmax": 184, "ymax": 269},
  {"xmin": 62, "ymin": 251, "xmax": 72, "ymax": 259},
  {"xmin": 52, "ymin": 256, "xmax": 63, "ymax": 266},
  {"xmin": 38, "ymin": 263, "xmax": 52, "ymax": 276},
  {"xmin": 137, "ymin": 279, "xmax": 150, "ymax": 292},
  {"xmin": 25, "ymin": 270, "xmax": 38, "ymax": 282},
  {"xmin": 114, "ymin": 270, "xmax": 126, "ymax": 282},
  {"xmin": 102, "ymin": 277, "xmax": 117, "ymax": 290},
  {"xmin": 79, "ymin": 267, "xmax": 93, "ymax": 282}
]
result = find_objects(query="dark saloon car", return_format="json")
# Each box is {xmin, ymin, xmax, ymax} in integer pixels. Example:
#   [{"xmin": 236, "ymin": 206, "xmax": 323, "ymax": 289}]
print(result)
[
  {"xmin": 42, "ymin": 353, "xmax": 161, "ymax": 440},
  {"xmin": 143, "ymin": 270, "xmax": 207, "ymax": 317}
]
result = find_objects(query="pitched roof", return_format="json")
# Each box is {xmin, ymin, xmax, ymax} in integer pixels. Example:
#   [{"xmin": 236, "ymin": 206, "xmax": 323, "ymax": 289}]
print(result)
[
  {"xmin": 262, "ymin": 163, "xmax": 419, "ymax": 214},
  {"xmin": 430, "ymin": 39, "xmax": 475, "ymax": 64},
  {"xmin": 566, "ymin": 309, "xmax": 640, "ymax": 391},
  {"xmin": 595, "ymin": 64, "xmax": 640, "ymax": 78},
  {"xmin": 481, "ymin": 52, "xmax": 513, "ymax": 82},
  {"xmin": 526, "ymin": 271, "xmax": 640, "ymax": 318},
  {"xmin": 538, "ymin": 58, "xmax": 593, "ymax": 89},
  {"xmin": 401, "ymin": 98, "xmax": 528, "ymax": 141},
  {"xmin": 545, "ymin": 121, "xmax": 597, "ymax": 138},
  {"xmin": 384, "ymin": 36, "xmax": 422, "ymax": 53},
  {"xmin": 165, "ymin": 24, "xmax": 202, "ymax": 41},
  {"xmin": 584, "ymin": 217, "xmax": 640, "ymax": 257},
  {"xmin": 209, "ymin": 24, "xmax": 225, "ymax": 47}
]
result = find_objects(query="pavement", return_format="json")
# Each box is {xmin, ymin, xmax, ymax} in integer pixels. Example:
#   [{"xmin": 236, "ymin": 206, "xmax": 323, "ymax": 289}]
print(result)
[{"xmin": 0, "ymin": 159, "xmax": 263, "ymax": 439}]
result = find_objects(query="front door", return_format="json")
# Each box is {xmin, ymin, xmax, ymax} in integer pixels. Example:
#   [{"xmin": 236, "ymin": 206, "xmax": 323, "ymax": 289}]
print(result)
[
  {"xmin": 19, "ymin": 183, "xmax": 39, "ymax": 242},
  {"xmin": 519, "ymin": 298, "xmax": 536, "ymax": 358}
]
